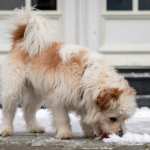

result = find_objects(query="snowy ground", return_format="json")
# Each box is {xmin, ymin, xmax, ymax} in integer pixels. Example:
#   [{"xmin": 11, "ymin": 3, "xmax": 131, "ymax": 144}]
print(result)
[{"xmin": 0, "ymin": 107, "xmax": 150, "ymax": 144}]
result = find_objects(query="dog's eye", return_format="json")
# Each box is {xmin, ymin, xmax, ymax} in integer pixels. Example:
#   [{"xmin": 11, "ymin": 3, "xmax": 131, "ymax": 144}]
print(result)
[{"xmin": 110, "ymin": 117, "xmax": 117, "ymax": 122}]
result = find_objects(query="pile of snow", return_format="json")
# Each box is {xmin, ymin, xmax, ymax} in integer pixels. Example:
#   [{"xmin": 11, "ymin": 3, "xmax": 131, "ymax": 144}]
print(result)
[{"xmin": 103, "ymin": 132, "xmax": 150, "ymax": 144}]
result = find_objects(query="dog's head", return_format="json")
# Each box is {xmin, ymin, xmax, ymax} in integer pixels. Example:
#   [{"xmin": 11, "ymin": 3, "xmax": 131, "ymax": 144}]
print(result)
[
  {"xmin": 83, "ymin": 84, "xmax": 136, "ymax": 138},
  {"xmin": 81, "ymin": 58, "xmax": 137, "ymax": 138}
]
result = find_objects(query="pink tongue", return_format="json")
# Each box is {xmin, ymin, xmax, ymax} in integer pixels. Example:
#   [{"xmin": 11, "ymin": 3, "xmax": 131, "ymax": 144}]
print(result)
[{"xmin": 100, "ymin": 130, "xmax": 106, "ymax": 139}]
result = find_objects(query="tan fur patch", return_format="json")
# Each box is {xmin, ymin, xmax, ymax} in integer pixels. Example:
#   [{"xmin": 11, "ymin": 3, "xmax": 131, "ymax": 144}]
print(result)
[
  {"xmin": 8, "ymin": 42, "xmax": 88, "ymax": 77},
  {"xmin": 9, "ymin": 42, "xmax": 64, "ymax": 71},
  {"xmin": 10, "ymin": 24, "xmax": 27, "ymax": 44},
  {"xmin": 96, "ymin": 88, "xmax": 123, "ymax": 111}
]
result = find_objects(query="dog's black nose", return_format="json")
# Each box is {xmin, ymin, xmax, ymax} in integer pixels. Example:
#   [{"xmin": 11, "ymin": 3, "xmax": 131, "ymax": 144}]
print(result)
[{"xmin": 119, "ymin": 129, "xmax": 123, "ymax": 137}]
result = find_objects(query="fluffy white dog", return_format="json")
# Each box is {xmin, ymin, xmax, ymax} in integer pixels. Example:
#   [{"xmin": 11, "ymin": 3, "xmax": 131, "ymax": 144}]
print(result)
[{"xmin": 0, "ymin": 8, "xmax": 137, "ymax": 139}]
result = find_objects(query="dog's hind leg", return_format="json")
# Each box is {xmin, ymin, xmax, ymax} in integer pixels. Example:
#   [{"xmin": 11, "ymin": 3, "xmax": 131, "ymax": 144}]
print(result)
[
  {"xmin": 0, "ymin": 58, "xmax": 26, "ymax": 137},
  {"xmin": 22, "ymin": 84, "xmax": 45, "ymax": 133}
]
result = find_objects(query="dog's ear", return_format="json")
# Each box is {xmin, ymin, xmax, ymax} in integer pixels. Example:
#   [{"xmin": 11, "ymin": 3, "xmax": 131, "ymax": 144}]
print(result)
[{"xmin": 96, "ymin": 88, "xmax": 123, "ymax": 111}]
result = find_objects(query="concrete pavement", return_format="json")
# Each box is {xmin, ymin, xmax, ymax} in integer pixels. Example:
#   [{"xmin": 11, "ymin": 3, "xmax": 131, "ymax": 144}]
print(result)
[{"xmin": 0, "ymin": 132, "xmax": 149, "ymax": 150}]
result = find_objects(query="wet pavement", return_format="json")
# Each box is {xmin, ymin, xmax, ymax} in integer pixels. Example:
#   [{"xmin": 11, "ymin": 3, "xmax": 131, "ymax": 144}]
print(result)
[{"xmin": 0, "ymin": 132, "xmax": 149, "ymax": 150}]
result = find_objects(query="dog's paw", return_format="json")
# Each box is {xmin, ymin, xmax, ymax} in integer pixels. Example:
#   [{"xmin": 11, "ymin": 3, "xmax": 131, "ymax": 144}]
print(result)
[
  {"xmin": 84, "ymin": 132, "xmax": 95, "ymax": 138},
  {"xmin": 56, "ymin": 131, "xmax": 73, "ymax": 139},
  {"xmin": 28, "ymin": 125, "xmax": 45, "ymax": 133},
  {"xmin": 0, "ymin": 129, "xmax": 13, "ymax": 137}
]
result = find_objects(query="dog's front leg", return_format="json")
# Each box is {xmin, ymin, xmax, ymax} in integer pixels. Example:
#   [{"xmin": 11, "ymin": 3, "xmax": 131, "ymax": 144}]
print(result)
[
  {"xmin": 22, "ymin": 84, "xmax": 45, "ymax": 133},
  {"xmin": 51, "ymin": 105, "xmax": 73, "ymax": 139},
  {"xmin": 91, "ymin": 123, "xmax": 101, "ymax": 137},
  {"xmin": 80, "ymin": 115, "xmax": 95, "ymax": 138}
]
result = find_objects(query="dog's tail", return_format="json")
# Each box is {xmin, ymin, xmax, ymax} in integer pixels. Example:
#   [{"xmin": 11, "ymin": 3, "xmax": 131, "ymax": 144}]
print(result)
[{"xmin": 9, "ymin": 7, "xmax": 60, "ymax": 57}]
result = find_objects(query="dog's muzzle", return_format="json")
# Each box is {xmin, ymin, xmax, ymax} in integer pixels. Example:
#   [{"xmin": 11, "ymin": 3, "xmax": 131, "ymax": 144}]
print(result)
[{"xmin": 118, "ymin": 125, "xmax": 124, "ymax": 137}]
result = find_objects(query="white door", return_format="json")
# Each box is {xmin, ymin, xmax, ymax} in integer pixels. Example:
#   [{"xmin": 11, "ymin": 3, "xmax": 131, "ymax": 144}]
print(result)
[{"xmin": 99, "ymin": 0, "xmax": 150, "ymax": 67}]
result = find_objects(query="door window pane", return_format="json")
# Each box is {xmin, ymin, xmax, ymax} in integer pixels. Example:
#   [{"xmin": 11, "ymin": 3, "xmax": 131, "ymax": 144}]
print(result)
[
  {"xmin": 32, "ymin": 0, "xmax": 57, "ymax": 10},
  {"xmin": 107, "ymin": 0, "xmax": 132, "ymax": 11},
  {"xmin": 139, "ymin": 0, "xmax": 150, "ymax": 10},
  {"xmin": 0, "ymin": 0, "xmax": 25, "ymax": 10}
]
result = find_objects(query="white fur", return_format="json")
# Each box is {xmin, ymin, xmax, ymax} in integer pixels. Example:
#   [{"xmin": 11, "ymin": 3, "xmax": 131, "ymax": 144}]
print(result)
[
  {"xmin": 59, "ymin": 44, "xmax": 88, "ymax": 64},
  {"xmin": 9, "ymin": 7, "xmax": 60, "ymax": 57},
  {"xmin": 1, "ymin": 57, "xmax": 26, "ymax": 108}
]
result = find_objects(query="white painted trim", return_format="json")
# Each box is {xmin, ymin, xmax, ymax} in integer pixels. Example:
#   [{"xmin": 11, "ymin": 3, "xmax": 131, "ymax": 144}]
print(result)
[
  {"xmin": 99, "ymin": 0, "xmax": 103, "ymax": 48},
  {"xmin": 103, "ymin": 0, "xmax": 107, "ymax": 12},
  {"xmin": 78, "ymin": 0, "xmax": 86, "ymax": 46},
  {"xmin": 57, "ymin": 0, "xmax": 62, "ymax": 13},
  {"xmin": 133, "ymin": 0, "xmax": 138, "ymax": 12},
  {"xmin": 0, "ymin": 43, "xmax": 11, "ymax": 53},
  {"xmin": 102, "ymin": 53, "xmax": 150, "ymax": 67},
  {"xmin": 75, "ymin": 0, "xmax": 78, "ymax": 45},
  {"xmin": 99, "ymin": 44, "xmax": 150, "ymax": 54},
  {"xmin": 102, "ymin": 12, "xmax": 150, "ymax": 19},
  {"xmin": 100, "ymin": 0, "xmax": 106, "ymax": 48},
  {"xmin": 25, "ymin": 0, "xmax": 31, "ymax": 9},
  {"xmin": 0, "ymin": 11, "xmax": 62, "ymax": 16}
]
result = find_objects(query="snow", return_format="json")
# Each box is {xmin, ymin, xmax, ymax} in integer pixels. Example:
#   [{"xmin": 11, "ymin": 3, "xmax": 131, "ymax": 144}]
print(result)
[
  {"xmin": 0, "ymin": 107, "xmax": 150, "ymax": 144},
  {"xmin": 120, "ymin": 72, "xmax": 150, "ymax": 78},
  {"xmin": 0, "ymin": 108, "xmax": 83, "ymax": 135},
  {"xmin": 103, "ymin": 132, "xmax": 150, "ymax": 144},
  {"xmin": 126, "ymin": 107, "xmax": 150, "ymax": 134}
]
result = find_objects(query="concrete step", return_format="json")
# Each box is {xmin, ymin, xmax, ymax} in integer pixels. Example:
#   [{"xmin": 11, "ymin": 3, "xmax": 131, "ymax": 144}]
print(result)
[
  {"xmin": 120, "ymin": 73, "xmax": 150, "ymax": 96},
  {"xmin": 136, "ymin": 95, "xmax": 150, "ymax": 108}
]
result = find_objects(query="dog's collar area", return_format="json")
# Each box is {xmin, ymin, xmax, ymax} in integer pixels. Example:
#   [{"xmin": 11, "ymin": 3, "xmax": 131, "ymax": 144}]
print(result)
[
  {"xmin": 81, "ymin": 90, "xmax": 84, "ymax": 100},
  {"xmin": 81, "ymin": 67, "xmax": 87, "ymax": 99},
  {"xmin": 82, "ymin": 64, "xmax": 93, "ymax": 77},
  {"xmin": 82, "ymin": 66, "xmax": 88, "ymax": 77}
]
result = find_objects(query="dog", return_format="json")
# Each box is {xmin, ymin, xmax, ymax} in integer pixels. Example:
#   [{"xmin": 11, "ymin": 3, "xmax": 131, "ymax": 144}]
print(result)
[{"xmin": 0, "ymin": 8, "xmax": 137, "ymax": 139}]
